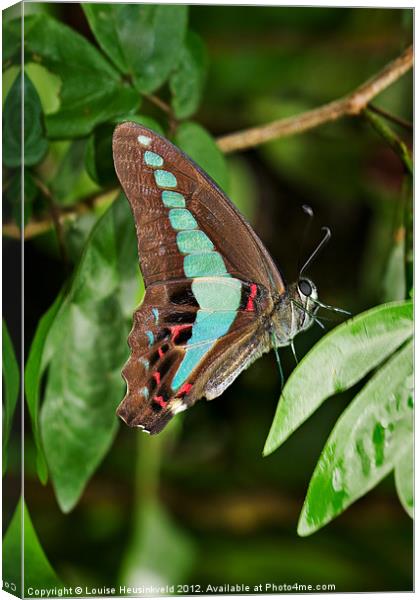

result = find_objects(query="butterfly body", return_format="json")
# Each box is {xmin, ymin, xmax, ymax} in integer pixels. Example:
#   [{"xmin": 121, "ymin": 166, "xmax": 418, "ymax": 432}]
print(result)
[{"xmin": 112, "ymin": 123, "xmax": 318, "ymax": 434}]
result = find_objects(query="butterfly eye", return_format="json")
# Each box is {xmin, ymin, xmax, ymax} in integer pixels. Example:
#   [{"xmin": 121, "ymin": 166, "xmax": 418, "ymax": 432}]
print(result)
[{"xmin": 298, "ymin": 279, "xmax": 312, "ymax": 297}]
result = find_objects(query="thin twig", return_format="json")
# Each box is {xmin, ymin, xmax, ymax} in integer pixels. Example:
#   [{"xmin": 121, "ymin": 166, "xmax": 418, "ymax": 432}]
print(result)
[
  {"xmin": 217, "ymin": 45, "xmax": 413, "ymax": 153},
  {"xmin": 33, "ymin": 178, "xmax": 69, "ymax": 264},
  {"xmin": 368, "ymin": 103, "xmax": 413, "ymax": 131},
  {"xmin": 145, "ymin": 93, "xmax": 178, "ymax": 134},
  {"xmin": 3, "ymin": 189, "xmax": 119, "ymax": 240},
  {"xmin": 363, "ymin": 107, "xmax": 413, "ymax": 176}
]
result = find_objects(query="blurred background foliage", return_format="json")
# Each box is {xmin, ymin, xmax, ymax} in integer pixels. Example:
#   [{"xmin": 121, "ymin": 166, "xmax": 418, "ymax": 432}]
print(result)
[{"xmin": 2, "ymin": 2, "xmax": 413, "ymax": 594}]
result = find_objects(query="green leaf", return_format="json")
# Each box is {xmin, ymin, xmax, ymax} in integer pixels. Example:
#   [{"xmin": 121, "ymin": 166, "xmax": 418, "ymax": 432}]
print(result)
[
  {"xmin": 2, "ymin": 10, "xmax": 22, "ymax": 63},
  {"xmin": 19, "ymin": 14, "xmax": 139, "ymax": 137},
  {"xmin": 40, "ymin": 195, "xmax": 141, "ymax": 512},
  {"xmin": 298, "ymin": 340, "xmax": 413, "ymax": 536},
  {"xmin": 2, "ymin": 320, "xmax": 19, "ymax": 476},
  {"xmin": 174, "ymin": 122, "xmax": 229, "ymax": 192},
  {"xmin": 83, "ymin": 4, "xmax": 188, "ymax": 94},
  {"xmin": 264, "ymin": 300, "xmax": 413, "ymax": 456},
  {"xmin": 383, "ymin": 236, "xmax": 406, "ymax": 302},
  {"xmin": 395, "ymin": 438, "xmax": 413, "ymax": 518},
  {"xmin": 5, "ymin": 169, "xmax": 38, "ymax": 228},
  {"xmin": 170, "ymin": 32, "xmax": 207, "ymax": 119},
  {"xmin": 3, "ymin": 71, "xmax": 48, "ymax": 167},
  {"xmin": 50, "ymin": 139, "xmax": 95, "ymax": 205},
  {"xmin": 85, "ymin": 123, "xmax": 118, "ymax": 187},
  {"xmin": 25, "ymin": 292, "xmax": 64, "ymax": 484},
  {"xmin": 3, "ymin": 499, "xmax": 62, "ymax": 596}
]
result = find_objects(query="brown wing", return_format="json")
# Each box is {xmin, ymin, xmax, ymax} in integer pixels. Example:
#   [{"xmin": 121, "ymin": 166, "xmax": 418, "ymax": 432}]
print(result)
[
  {"xmin": 117, "ymin": 279, "xmax": 270, "ymax": 434},
  {"xmin": 112, "ymin": 122, "xmax": 285, "ymax": 293}
]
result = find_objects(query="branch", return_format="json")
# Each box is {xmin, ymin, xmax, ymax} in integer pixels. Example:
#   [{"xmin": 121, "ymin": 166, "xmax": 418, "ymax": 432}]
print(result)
[
  {"xmin": 3, "ymin": 189, "xmax": 119, "ymax": 241},
  {"xmin": 217, "ymin": 45, "xmax": 413, "ymax": 153}
]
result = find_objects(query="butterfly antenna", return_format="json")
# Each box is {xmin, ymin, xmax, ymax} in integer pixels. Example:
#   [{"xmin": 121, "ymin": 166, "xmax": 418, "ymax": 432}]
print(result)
[
  {"xmin": 297, "ymin": 205, "xmax": 314, "ymax": 273},
  {"xmin": 299, "ymin": 226, "xmax": 332, "ymax": 277},
  {"xmin": 271, "ymin": 332, "xmax": 284, "ymax": 389}
]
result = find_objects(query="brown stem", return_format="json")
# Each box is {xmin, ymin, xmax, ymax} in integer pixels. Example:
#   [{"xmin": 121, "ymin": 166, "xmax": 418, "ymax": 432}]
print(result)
[{"xmin": 217, "ymin": 45, "xmax": 413, "ymax": 153}]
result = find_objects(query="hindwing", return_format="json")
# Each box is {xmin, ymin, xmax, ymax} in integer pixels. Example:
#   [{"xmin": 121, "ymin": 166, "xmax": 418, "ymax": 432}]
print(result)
[{"xmin": 113, "ymin": 123, "xmax": 285, "ymax": 433}]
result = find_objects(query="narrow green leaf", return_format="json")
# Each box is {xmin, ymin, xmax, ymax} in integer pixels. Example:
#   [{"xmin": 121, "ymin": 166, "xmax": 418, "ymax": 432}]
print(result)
[
  {"xmin": 382, "ymin": 237, "xmax": 406, "ymax": 302},
  {"xmin": 3, "ymin": 499, "xmax": 62, "ymax": 597},
  {"xmin": 2, "ymin": 320, "xmax": 19, "ymax": 476},
  {"xmin": 298, "ymin": 340, "xmax": 413, "ymax": 536},
  {"xmin": 395, "ymin": 438, "xmax": 413, "ymax": 518},
  {"xmin": 2, "ymin": 11, "xmax": 22, "ymax": 63},
  {"xmin": 25, "ymin": 292, "xmax": 64, "ymax": 484},
  {"xmin": 175, "ymin": 122, "xmax": 229, "ymax": 192},
  {"xmin": 40, "ymin": 196, "xmax": 141, "ymax": 512},
  {"xmin": 3, "ymin": 71, "xmax": 48, "ymax": 167},
  {"xmin": 83, "ymin": 4, "xmax": 188, "ymax": 93},
  {"xmin": 264, "ymin": 300, "xmax": 413, "ymax": 456},
  {"xmin": 21, "ymin": 14, "xmax": 139, "ymax": 137},
  {"xmin": 170, "ymin": 31, "xmax": 207, "ymax": 119}
]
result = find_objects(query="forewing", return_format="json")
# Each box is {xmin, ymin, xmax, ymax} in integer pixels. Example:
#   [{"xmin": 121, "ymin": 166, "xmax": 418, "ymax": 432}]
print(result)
[{"xmin": 112, "ymin": 122, "xmax": 285, "ymax": 293}]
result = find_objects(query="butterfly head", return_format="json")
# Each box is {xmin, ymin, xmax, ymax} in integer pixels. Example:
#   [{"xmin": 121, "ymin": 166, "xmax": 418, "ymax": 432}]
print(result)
[{"xmin": 294, "ymin": 277, "xmax": 318, "ymax": 331}]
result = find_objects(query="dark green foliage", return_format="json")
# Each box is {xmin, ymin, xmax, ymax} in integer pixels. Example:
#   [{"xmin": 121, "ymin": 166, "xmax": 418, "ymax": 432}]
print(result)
[
  {"xmin": 3, "ymin": 72, "xmax": 48, "ymax": 167},
  {"xmin": 20, "ymin": 14, "xmax": 140, "ymax": 137},
  {"xmin": 39, "ymin": 196, "xmax": 141, "ymax": 512},
  {"xmin": 82, "ymin": 4, "xmax": 188, "ymax": 93}
]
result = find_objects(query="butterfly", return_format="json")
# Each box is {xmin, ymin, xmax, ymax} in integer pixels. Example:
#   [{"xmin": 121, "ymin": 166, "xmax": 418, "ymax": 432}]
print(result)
[{"xmin": 112, "ymin": 122, "xmax": 328, "ymax": 434}]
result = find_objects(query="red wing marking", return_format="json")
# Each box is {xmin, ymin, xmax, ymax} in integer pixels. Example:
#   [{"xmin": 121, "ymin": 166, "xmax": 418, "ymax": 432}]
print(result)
[
  {"xmin": 177, "ymin": 382, "xmax": 193, "ymax": 397},
  {"xmin": 246, "ymin": 283, "xmax": 258, "ymax": 312},
  {"xmin": 153, "ymin": 396, "xmax": 168, "ymax": 408},
  {"xmin": 171, "ymin": 324, "xmax": 191, "ymax": 343},
  {"xmin": 152, "ymin": 371, "xmax": 161, "ymax": 385}
]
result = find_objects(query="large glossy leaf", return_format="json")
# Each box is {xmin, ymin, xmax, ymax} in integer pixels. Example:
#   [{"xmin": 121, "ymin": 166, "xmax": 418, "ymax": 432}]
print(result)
[
  {"xmin": 3, "ymin": 71, "xmax": 48, "ymax": 167},
  {"xmin": 170, "ymin": 32, "xmax": 207, "ymax": 119},
  {"xmin": 40, "ymin": 195, "xmax": 141, "ymax": 512},
  {"xmin": 2, "ymin": 320, "xmax": 19, "ymax": 476},
  {"xmin": 25, "ymin": 292, "xmax": 64, "ymax": 484},
  {"xmin": 3, "ymin": 499, "xmax": 62, "ymax": 597},
  {"xmin": 18, "ymin": 14, "xmax": 139, "ymax": 137},
  {"xmin": 264, "ymin": 300, "xmax": 413, "ymax": 456},
  {"xmin": 395, "ymin": 439, "xmax": 413, "ymax": 518},
  {"xmin": 83, "ymin": 4, "xmax": 188, "ymax": 93},
  {"xmin": 175, "ymin": 122, "xmax": 229, "ymax": 192},
  {"xmin": 298, "ymin": 340, "xmax": 413, "ymax": 536}
]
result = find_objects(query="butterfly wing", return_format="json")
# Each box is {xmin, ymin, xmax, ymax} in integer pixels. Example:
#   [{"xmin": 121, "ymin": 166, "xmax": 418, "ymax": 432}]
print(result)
[
  {"xmin": 118, "ymin": 278, "xmax": 271, "ymax": 434},
  {"xmin": 113, "ymin": 122, "xmax": 285, "ymax": 291},
  {"xmin": 113, "ymin": 122, "xmax": 285, "ymax": 433}
]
